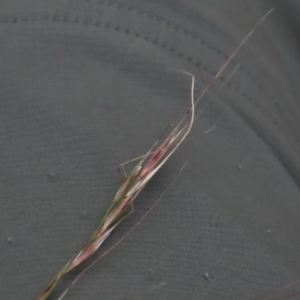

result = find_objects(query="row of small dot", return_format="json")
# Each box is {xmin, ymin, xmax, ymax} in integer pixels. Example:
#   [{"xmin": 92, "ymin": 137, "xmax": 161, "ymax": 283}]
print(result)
[{"xmin": 0, "ymin": 12, "xmax": 284, "ymax": 134}]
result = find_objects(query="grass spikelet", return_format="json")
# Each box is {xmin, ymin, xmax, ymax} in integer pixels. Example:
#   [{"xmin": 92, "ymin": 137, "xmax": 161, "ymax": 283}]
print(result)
[
  {"xmin": 37, "ymin": 9, "xmax": 273, "ymax": 300},
  {"xmin": 37, "ymin": 72, "xmax": 196, "ymax": 300}
]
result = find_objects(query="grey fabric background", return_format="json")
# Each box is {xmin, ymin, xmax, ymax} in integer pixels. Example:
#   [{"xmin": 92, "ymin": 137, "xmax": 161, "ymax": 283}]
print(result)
[{"xmin": 1, "ymin": 1, "xmax": 300, "ymax": 299}]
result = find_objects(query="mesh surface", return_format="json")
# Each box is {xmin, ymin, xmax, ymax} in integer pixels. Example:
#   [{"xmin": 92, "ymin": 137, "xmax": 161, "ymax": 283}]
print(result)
[{"xmin": 0, "ymin": 1, "xmax": 300, "ymax": 299}]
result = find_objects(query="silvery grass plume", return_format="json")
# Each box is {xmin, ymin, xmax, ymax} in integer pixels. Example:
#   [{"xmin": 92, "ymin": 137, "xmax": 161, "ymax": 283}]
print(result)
[{"xmin": 37, "ymin": 9, "xmax": 273, "ymax": 300}]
